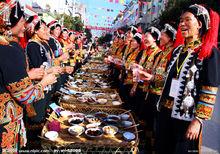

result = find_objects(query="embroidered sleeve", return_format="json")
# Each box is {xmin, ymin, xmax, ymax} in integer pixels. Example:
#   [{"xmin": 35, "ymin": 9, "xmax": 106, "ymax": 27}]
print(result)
[
  {"xmin": 195, "ymin": 86, "xmax": 218, "ymax": 120},
  {"xmin": 195, "ymin": 47, "xmax": 220, "ymax": 120},
  {"xmin": 6, "ymin": 77, "xmax": 44, "ymax": 105},
  {"xmin": 1, "ymin": 45, "xmax": 45, "ymax": 106}
]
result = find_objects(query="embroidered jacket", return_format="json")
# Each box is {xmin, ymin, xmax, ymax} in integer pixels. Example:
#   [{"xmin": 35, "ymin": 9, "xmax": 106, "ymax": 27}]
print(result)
[
  {"xmin": 123, "ymin": 47, "xmax": 141, "ymax": 85},
  {"xmin": 157, "ymin": 44, "xmax": 220, "ymax": 121},
  {"xmin": 149, "ymin": 46, "xmax": 173, "ymax": 95},
  {"xmin": 139, "ymin": 46, "xmax": 161, "ymax": 92},
  {"xmin": 0, "ymin": 44, "xmax": 44, "ymax": 150}
]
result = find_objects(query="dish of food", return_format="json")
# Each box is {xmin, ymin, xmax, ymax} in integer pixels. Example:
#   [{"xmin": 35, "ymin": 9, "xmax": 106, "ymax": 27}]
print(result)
[
  {"xmin": 97, "ymin": 98, "xmax": 108, "ymax": 104},
  {"xmin": 60, "ymin": 110, "xmax": 73, "ymax": 118},
  {"xmin": 85, "ymin": 128, "xmax": 103, "ymax": 139},
  {"xmin": 107, "ymin": 115, "xmax": 121, "ymax": 122},
  {"xmin": 68, "ymin": 125, "xmax": 85, "ymax": 136},
  {"xmin": 85, "ymin": 122, "xmax": 101, "ymax": 129},
  {"xmin": 63, "ymin": 95, "xmax": 70, "ymax": 100},
  {"xmin": 68, "ymin": 117, "xmax": 84, "ymax": 125},
  {"xmin": 45, "ymin": 131, "xmax": 58, "ymax": 141},
  {"xmin": 94, "ymin": 112, "xmax": 108, "ymax": 119},
  {"xmin": 112, "ymin": 101, "xmax": 121, "ymax": 106},
  {"xmin": 102, "ymin": 125, "xmax": 118, "ymax": 136},
  {"xmin": 110, "ymin": 94, "xmax": 117, "ymax": 99}
]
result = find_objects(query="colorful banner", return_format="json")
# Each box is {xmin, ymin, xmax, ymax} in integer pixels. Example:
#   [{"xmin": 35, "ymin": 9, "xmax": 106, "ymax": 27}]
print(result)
[
  {"xmin": 86, "ymin": 25, "xmax": 113, "ymax": 31},
  {"xmin": 119, "ymin": 0, "xmax": 124, "ymax": 4}
]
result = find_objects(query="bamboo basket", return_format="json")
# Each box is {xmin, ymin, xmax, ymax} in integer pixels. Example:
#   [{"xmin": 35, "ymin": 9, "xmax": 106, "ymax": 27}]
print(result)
[{"xmin": 41, "ymin": 105, "xmax": 139, "ymax": 153}]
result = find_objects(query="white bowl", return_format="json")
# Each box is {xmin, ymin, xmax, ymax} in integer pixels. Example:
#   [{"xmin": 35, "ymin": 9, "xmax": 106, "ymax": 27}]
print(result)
[
  {"xmin": 102, "ymin": 125, "xmax": 118, "ymax": 136},
  {"xmin": 85, "ymin": 128, "xmax": 103, "ymax": 139},
  {"xmin": 45, "ymin": 131, "xmax": 58, "ymax": 141},
  {"xmin": 68, "ymin": 125, "xmax": 85, "ymax": 136},
  {"xmin": 63, "ymin": 95, "xmax": 70, "ymax": 100},
  {"xmin": 112, "ymin": 101, "xmax": 121, "ymax": 106},
  {"xmin": 60, "ymin": 110, "xmax": 73, "ymax": 118},
  {"xmin": 97, "ymin": 98, "xmax": 108, "ymax": 104},
  {"xmin": 110, "ymin": 94, "xmax": 117, "ymax": 99}
]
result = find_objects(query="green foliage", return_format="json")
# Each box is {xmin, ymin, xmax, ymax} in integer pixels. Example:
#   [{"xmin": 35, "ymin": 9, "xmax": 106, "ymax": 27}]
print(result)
[
  {"xmin": 159, "ymin": 0, "xmax": 220, "ymax": 29},
  {"xmin": 54, "ymin": 13, "xmax": 84, "ymax": 31},
  {"xmin": 98, "ymin": 33, "xmax": 113, "ymax": 45},
  {"xmin": 84, "ymin": 28, "xmax": 92, "ymax": 41}
]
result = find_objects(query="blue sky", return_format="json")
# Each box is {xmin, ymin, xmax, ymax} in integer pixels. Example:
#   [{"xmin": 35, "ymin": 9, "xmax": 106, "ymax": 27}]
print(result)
[{"xmin": 80, "ymin": 0, "xmax": 130, "ymax": 27}]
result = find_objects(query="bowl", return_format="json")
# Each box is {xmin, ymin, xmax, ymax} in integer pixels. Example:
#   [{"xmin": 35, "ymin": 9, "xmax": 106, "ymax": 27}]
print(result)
[
  {"xmin": 60, "ymin": 110, "xmax": 73, "ymax": 118},
  {"xmin": 85, "ymin": 128, "xmax": 103, "ymax": 139},
  {"xmin": 120, "ymin": 114, "xmax": 130, "ymax": 121},
  {"xmin": 97, "ymin": 98, "xmax": 108, "ymax": 104},
  {"xmin": 77, "ymin": 97, "xmax": 87, "ymax": 103},
  {"xmin": 123, "ymin": 132, "xmax": 135, "ymax": 141},
  {"xmin": 102, "ymin": 125, "xmax": 118, "ymax": 136},
  {"xmin": 86, "ymin": 122, "xmax": 101, "ymax": 129},
  {"xmin": 63, "ymin": 95, "xmax": 70, "ymax": 100},
  {"xmin": 107, "ymin": 115, "xmax": 121, "ymax": 122},
  {"xmin": 72, "ymin": 113, "xmax": 85, "ymax": 119},
  {"xmin": 68, "ymin": 125, "xmax": 85, "ymax": 136},
  {"xmin": 68, "ymin": 117, "xmax": 84, "ymax": 125},
  {"xmin": 94, "ymin": 112, "xmax": 108, "ymax": 119},
  {"xmin": 121, "ymin": 121, "xmax": 133, "ymax": 127},
  {"xmin": 112, "ymin": 101, "xmax": 121, "ymax": 106},
  {"xmin": 85, "ymin": 115, "xmax": 101, "ymax": 124},
  {"xmin": 110, "ymin": 94, "xmax": 117, "ymax": 99},
  {"xmin": 44, "ymin": 131, "xmax": 58, "ymax": 141}
]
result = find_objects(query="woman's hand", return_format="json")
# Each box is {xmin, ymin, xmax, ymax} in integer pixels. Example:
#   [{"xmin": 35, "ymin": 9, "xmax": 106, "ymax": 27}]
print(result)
[
  {"xmin": 39, "ymin": 73, "xmax": 57, "ymax": 88},
  {"xmin": 186, "ymin": 118, "xmax": 201, "ymax": 140},
  {"xmin": 46, "ymin": 66, "xmax": 62, "ymax": 75},
  {"xmin": 64, "ymin": 66, "xmax": 74, "ymax": 74},
  {"xmin": 59, "ymin": 52, "xmax": 69, "ymax": 61},
  {"xmin": 139, "ymin": 70, "xmax": 153, "ymax": 81},
  {"xmin": 28, "ymin": 68, "xmax": 45, "ymax": 80}
]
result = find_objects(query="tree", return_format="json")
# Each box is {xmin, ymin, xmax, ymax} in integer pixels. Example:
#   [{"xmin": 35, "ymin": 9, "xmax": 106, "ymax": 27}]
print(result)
[
  {"xmin": 159, "ymin": 0, "xmax": 220, "ymax": 29},
  {"xmin": 54, "ymin": 13, "xmax": 84, "ymax": 31},
  {"xmin": 84, "ymin": 28, "xmax": 92, "ymax": 41}
]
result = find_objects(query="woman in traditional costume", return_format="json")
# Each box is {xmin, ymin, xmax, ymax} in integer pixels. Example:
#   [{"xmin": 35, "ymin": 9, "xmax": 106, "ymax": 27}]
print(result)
[
  {"xmin": 0, "ymin": 1, "xmax": 57, "ymax": 152},
  {"xmin": 154, "ymin": 4, "xmax": 220, "ymax": 153}
]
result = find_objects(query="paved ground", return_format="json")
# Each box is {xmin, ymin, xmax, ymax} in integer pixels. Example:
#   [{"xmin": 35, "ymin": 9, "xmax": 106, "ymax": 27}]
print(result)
[{"xmin": 202, "ymin": 86, "xmax": 220, "ymax": 153}]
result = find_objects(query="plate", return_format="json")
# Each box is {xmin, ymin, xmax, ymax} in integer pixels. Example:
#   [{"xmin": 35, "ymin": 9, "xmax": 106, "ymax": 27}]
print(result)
[
  {"xmin": 112, "ymin": 101, "xmax": 121, "ymax": 106},
  {"xmin": 45, "ymin": 131, "xmax": 58, "ymax": 141},
  {"xmin": 123, "ymin": 132, "xmax": 135, "ymax": 141}
]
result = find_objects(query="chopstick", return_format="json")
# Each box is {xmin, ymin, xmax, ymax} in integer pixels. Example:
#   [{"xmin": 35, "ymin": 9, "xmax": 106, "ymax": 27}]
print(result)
[
  {"xmin": 38, "ymin": 135, "xmax": 50, "ymax": 141},
  {"xmin": 136, "ymin": 130, "xmax": 143, "ymax": 133},
  {"xmin": 124, "ymin": 124, "xmax": 140, "ymax": 129},
  {"xmin": 120, "ymin": 110, "xmax": 131, "ymax": 115}
]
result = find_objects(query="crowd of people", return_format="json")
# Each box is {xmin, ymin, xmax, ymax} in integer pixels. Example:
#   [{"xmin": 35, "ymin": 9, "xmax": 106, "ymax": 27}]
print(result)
[
  {"xmin": 0, "ymin": 0, "xmax": 220, "ymax": 153},
  {"xmin": 106, "ymin": 3, "xmax": 220, "ymax": 153},
  {"xmin": 0, "ymin": 1, "xmax": 98, "ymax": 153}
]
